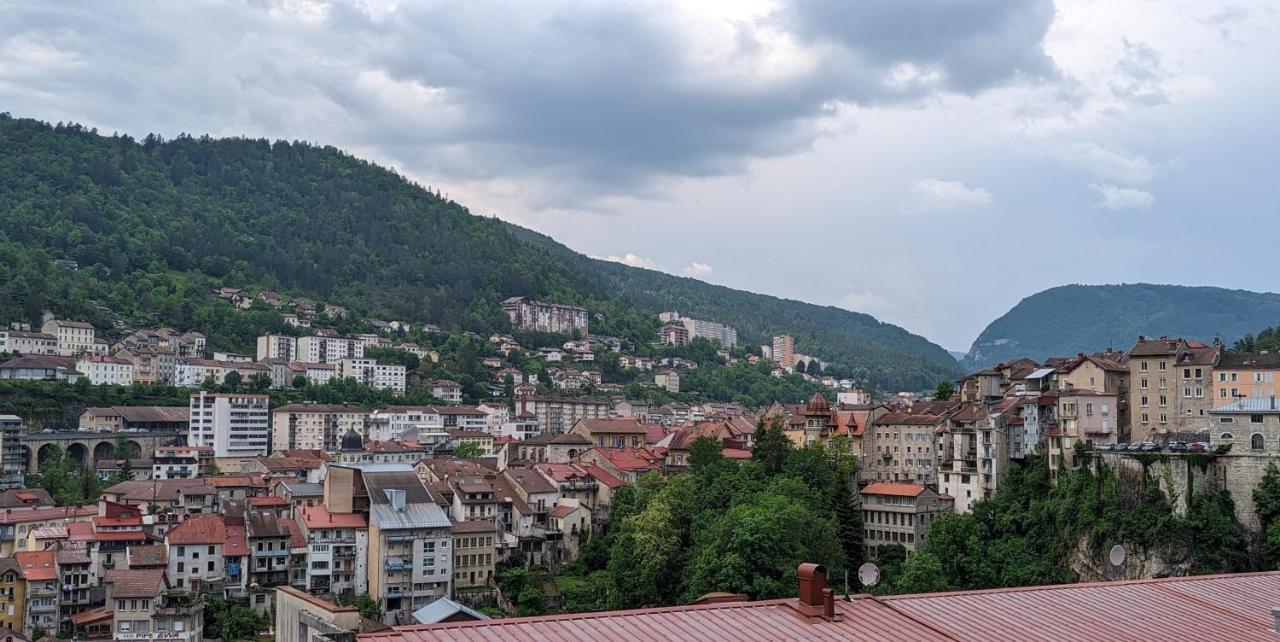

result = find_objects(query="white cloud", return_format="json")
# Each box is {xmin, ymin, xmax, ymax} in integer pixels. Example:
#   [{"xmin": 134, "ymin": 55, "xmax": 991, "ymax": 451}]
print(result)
[
  {"xmin": 1062, "ymin": 142, "xmax": 1157, "ymax": 184},
  {"xmin": 901, "ymin": 179, "xmax": 993, "ymax": 213},
  {"xmin": 1091, "ymin": 183, "xmax": 1154, "ymax": 210},
  {"xmin": 682, "ymin": 262, "xmax": 714, "ymax": 278},
  {"xmin": 598, "ymin": 253, "xmax": 657, "ymax": 269}
]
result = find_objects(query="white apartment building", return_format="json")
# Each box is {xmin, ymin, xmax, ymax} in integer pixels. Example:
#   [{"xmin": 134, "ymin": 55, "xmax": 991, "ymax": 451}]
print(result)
[
  {"xmin": 76, "ymin": 354, "xmax": 135, "ymax": 386},
  {"xmin": 297, "ymin": 336, "xmax": 363, "ymax": 364},
  {"xmin": 188, "ymin": 392, "xmax": 270, "ymax": 457},
  {"xmin": 501, "ymin": 297, "xmax": 589, "ymax": 335},
  {"xmin": 174, "ymin": 360, "xmax": 232, "ymax": 387},
  {"xmin": 659, "ymin": 312, "xmax": 738, "ymax": 349},
  {"xmin": 0, "ymin": 330, "xmax": 58, "ymax": 355},
  {"xmin": 337, "ymin": 358, "xmax": 407, "ymax": 395},
  {"xmin": 42, "ymin": 318, "xmax": 98, "ymax": 356},
  {"xmin": 256, "ymin": 334, "xmax": 298, "ymax": 361},
  {"xmin": 152, "ymin": 446, "xmax": 209, "ymax": 480}
]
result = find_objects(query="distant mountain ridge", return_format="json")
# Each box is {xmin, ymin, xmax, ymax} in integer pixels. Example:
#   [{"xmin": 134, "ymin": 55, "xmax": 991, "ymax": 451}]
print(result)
[
  {"xmin": 962, "ymin": 284, "xmax": 1280, "ymax": 370},
  {"xmin": 0, "ymin": 114, "xmax": 962, "ymax": 392}
]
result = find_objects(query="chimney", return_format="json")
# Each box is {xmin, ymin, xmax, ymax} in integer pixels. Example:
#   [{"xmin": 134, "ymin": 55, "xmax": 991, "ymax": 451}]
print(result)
[
  {"xmin": 823, "ymin": 588, "xmax": 835, "ymax": 620},
  {"xmin": 1274, "ymin": 607, "xmax": 1280, "ymax": 633},
  {"xmin": 797, "ymin": 563, "xmax": 826, "ymax": 607},
  {"xmin": 385, "ymin": 489, "xmax": 406, "ymax": 511}
]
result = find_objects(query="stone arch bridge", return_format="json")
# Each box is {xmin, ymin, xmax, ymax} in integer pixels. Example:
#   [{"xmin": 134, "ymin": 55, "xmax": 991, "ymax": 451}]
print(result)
[{"xmin": 18, "ymin": 431, "xmax": 186, "ymax": 475}]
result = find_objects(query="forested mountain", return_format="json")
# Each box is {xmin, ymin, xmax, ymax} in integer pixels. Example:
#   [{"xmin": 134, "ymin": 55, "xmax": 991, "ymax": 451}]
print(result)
[
  {"xmin": 963, "ymin": 284, "xmax": 1280, "ymax": 370},
  {"xmin": 0, "ymin": 114, "xmax": 960, "ymax": 391}
]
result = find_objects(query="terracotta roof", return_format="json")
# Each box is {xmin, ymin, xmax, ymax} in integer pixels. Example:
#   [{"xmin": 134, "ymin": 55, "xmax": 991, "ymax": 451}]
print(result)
[
  {"xmin": 574, "ymin": 418, "xmax": 648, "ymax": 434},
  {"xmin": 15, "ymin": 550, "xmax": 56, "ymax": 581},
  {"xmin": 583, "ymin": 464, "xmax": 626, "ymax": 489},
  {"xmin": 128, "ymin": 544, "xmax": 168, "ymax": 567},
  {"xmin": 104, "ymin": 569, "xmax": 165, "ymax": 598},
  {"xmin": 70, "ymin": 605, "xmax": 114, "ymax": 626},
  {"xmin": 861, "ymin": 483, "xmax": 927, "ymax": 498},
  {"xmin": 224, "ymin": 523, "xmax": 248, "ymax": 556},
  {"xmin": 0, "ymin": 487, "xmax": 54, "ymax": 508},
  {"xmin": 0, "ymin": 505, "xmax": 97, "ymax": 524},
  {"xmin": 273, "ymin": 403, "xmax": 366, "ymax": 414},
  {"xmin": 300, "ymin": 504, "xmax": 368, "ymax": 530},
  {"xmin": 590, "ymin": 448, "xmax": 664, "ymax": 472},
  {"xmin": 248, "ymin": 496, "xmax": 289, "ymax": 508},
  {"xmin": 257, "ymin": 457, "xmax": 323, "ymax": 472},
  {"xmin": 503, "ymin": 468, "xmax": 557, "ymax": 495},
  {"xmin": 164, "ymin": 515, "xmax": 227, "ymax": 545},
  {"xmin": 279, "ymin": 518, "xmax": 307, "ymax": 548},
  {"xmin": 873, "ymin": 414, "xmax": 943, "ymax": 426},
  {"xmin": 722, "ymin": 448, "xmax": 752, "ymax": 459},
  {"xmin": 549, "ymin": 504, "xmax": 578, "ymax": 519},
  {"xmin": 450, "ymin": 519, "xmax": 496, "ymax": 534}
]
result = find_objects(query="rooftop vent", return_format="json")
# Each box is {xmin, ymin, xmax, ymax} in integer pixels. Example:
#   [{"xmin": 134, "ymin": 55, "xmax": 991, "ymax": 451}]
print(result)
[
  {"xmin": 790, "ymin": 563, "xmax": 839, "ymax": 622},
  {"xmin": 385, "ymin": 488, "xmax": 406, "ymax": 511}
]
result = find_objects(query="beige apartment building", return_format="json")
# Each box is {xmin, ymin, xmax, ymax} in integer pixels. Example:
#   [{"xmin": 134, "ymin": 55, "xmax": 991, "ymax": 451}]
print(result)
[
  {"xmin": 42, "ymin": 318, "xmax": 98, "ymax": 356},
  {"xmin": 866, "ymin": 413, "xmax": 944, "ymax": 484},
  {"xmin": 271, "ymin": 404, "xmax": 369, "ymax": 452},
  {"xmin": 1213, "ymin": 352, "xmax": 1280, "ymax": 403},
  {"xmin": 861, "ymin": 483, "xmax": 954, "ymax": 557},
  {"xmin": 1128, "ymin": 336, "xmax": 1218, "ymax": 441}
]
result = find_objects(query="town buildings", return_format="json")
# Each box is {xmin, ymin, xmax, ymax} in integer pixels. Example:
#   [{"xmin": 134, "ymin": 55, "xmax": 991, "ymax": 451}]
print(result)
[
  {"xmin": 1214, "ymin": 351, "xmax": 1280, "ymax": 402},
  {"xmin": 188, "ymin": 392, "xmax": 271, "ymax": 458},
  {"xmin": 501, "ymin": 297, "xmax": 589, "ymax": 335},
  {"xmin": 338, "ymin": 359, "xmax": 407, "ymax": 395},
  {"xmin": 41, "ymin": 319, "xmax": 99, "ymax": 356},
  {"xmin": 771, "ymin": 334, "xmax": 795, "ymax": 368},
  {"xmin": 1127, "ymin": 336, "xmax": 1218, "ymax": 441},
  {"xmin": 658, "ymin": 312, "xmax": 738, "ymax": 348},
  {"xmin": 75, "ymin": 354, "xmax": 134, "ymax": 386},
  {"xmin": 272, "ymin": 404, "xmax": 369, "ymax": 452},
  {"xmin": 518, "ymin": 396, "xmax": 609, "ymax": 434},
  {"xmin": 0, "ymin": 329, "xmax": 58, "ymax": 355},
  {"xmin": 861, "ymin": 482, "xmax": 954, "ymax": 557}
]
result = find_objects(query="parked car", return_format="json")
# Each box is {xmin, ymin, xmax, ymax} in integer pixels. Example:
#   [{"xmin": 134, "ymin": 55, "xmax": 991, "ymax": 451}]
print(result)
[
  {"xmin": 1197, "ymin": 441, "xmax": 1212, "ymax": 451},
  {"xmin": 1168, "ymin": 441, "xmax": 1188, "ymax": 452},
  {"xmin": 1188, "ymin": 442, "xmax": 1207, "ymax": 453},
  {"xmin": 1096, "ymin": 443, "xmax": 1113, "ymax": 451},
  {"xmin": 1127, "ymin": 442, "xmax": 1143, "ymax": 451},
  {"xmin": 1139, "ymin": 442, "xmax": 1158, "ymax": 452}
]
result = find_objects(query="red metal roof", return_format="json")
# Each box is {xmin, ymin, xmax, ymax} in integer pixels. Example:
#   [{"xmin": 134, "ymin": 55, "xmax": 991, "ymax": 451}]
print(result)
[
  {"xmin": 359, "ymin": 597, "xmax": 953, "ymax": 642},
  {"xmin": 164, "ymin": 515, "xmax": 227, "ymax": 545},
  {"xmin": 0, "ymin": 505, "xmax": 97, "ymax": 524},
  {"xmin": 883, "ymin": 571, "xmax": 1280, "ymax": 642},
  {"xmin": 358, "ymin": 571, "xmax": 1280, "ymax": 642}
]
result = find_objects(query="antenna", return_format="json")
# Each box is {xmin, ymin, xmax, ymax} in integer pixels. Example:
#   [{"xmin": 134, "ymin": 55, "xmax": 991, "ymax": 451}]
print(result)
[
  {"xmin": 857, "ymin": 562, "xmax": 880, "ymax": 590},
  {"xmin": 1108, "ymin": 544, "xmax": 1127, "ymax": 567}
]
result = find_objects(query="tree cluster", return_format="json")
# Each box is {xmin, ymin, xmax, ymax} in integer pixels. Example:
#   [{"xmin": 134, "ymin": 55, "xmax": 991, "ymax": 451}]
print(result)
[{"xmin": 545, "ymin": 427, "xmax": 861, "ymax": 612}]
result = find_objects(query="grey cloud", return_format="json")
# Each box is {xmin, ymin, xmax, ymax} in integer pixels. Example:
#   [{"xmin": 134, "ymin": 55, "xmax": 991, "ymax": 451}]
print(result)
[
  {"xmin": 0, "ymin": 0, "xmax": 1058, "ymax": 205},
  {"xmin": 776, "ymin": 0, "xmax": 1058, "ymax": 93}
]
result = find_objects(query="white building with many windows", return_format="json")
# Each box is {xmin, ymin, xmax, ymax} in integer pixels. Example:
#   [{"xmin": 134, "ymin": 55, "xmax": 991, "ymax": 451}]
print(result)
[
  {"xmin": 76, "ymin": 354, "xmax": 135, "ymax": 386},
  {"xmin": 188, "ymin": 392, "xmax": 270, "ymax": 457}
]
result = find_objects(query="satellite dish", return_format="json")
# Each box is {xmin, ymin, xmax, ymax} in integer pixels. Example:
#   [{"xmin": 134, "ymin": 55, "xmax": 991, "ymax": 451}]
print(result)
[
  {"xmin": 857, "ymin": 562, "xmax": 881, "ymax": 588},
  {"xmin": 1108, "ymin": 544, "xmax": 1127, "ymax": 567}
]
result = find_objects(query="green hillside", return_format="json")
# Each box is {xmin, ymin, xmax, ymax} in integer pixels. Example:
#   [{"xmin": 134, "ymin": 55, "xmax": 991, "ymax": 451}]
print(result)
[
  {"xmin": 963, "ymin": 284, "xmax": 1280, "ymax": 370},
  {"xmin": 0, "ymin": 114, "xmax": 960, "ymax": 391}
]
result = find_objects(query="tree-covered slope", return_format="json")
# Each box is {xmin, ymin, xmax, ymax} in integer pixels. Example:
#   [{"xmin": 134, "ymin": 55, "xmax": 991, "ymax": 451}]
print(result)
[
  {"xmin": 963, "ymin": 284, "xmax": 1280, "ymax": 370},
  {"xmin": 0, "ymin": 114, "xmax": 960, "ymax": 391}
]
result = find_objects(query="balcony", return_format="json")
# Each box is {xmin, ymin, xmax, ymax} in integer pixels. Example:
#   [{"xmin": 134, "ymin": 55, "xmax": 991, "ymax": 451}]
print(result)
[
  {"xmin": 384, "ymin": 558, "xmax": 412, "ymax": 572},
  {"xmin": 31, "ymin": 602, "xmax": 57, "ymax": 613},
  {"xmin": 385, "ymin": 534, "xmax": 417, "ymax": 542}
]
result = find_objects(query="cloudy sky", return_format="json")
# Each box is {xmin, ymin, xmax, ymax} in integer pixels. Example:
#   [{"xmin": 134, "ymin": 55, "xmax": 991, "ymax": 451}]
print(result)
[{"xmin": 3, "ymin": 0, "xmax": 1277, "ymax": 351}]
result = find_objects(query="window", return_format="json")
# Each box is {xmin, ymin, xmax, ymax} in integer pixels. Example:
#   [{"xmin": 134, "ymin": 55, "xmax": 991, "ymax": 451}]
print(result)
[
  {"xmin": 1220, "ymin": 417, "xmax": 1235, "ymax": 423},
  {"xmin": 1140, "ymin": 378, "xmax": 1149, "ymax": 389},
  {"xmin": 1159, "ymin": 377, "xmax": 1167, "ymax": 389},
  {"xmin": 1220, "ymin": 373, "xmax": 1228, "ymax": 383},
  {"xmin": 1252, "ymin": 415, "xmax": 1265, "ymax": 424},
  {"xmin": 1141, "ymin": 361, "xmax": 1149, "ymax": 372},
  {"xmin": 1141, "ymin": 396, "xmax": 1149, "ymax": 407},
  {"xmin": 1252, "ymin": 434, "xmax": 1265, "ymax": 450},
  {"xmin": 1158, "ymin": 361, "xmax": 1167, "ymax": 371},
  {"xmin": 1184, "ymin": 368, "xmax": 1191, "ymax": 378},
  {"xmin": 1220, "ymin": 433, "xmax": 1234, "ymax": 440}
]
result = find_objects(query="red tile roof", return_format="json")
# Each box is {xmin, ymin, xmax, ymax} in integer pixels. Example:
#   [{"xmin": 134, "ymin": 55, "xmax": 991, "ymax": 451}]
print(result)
[
  {"xmin": 248, "ymin": 496, "xmax": 289, "ymax": 508},
  {"xmin": 164, "ymin": 515, "xmax": 226, "ymax": 545},
  {"xmin": 721, "ymin": 448, "xmax": 752, "ymax": 460},
  {"xmin": 860, "ymin": 483, "xmax": 927, "ymax": 498},
  {"xmin": 583, "ymin": 464, "xmax": 625, "ymax": 489},
  {"xmin": 278, "ymin": 518, "xmax": 307, "ymax": 549},
  {"xmin": 591, "ymin": 447, "xmax": 664, "ymax": 472},
  {"xmin": 574, "ymin": 418, "xmax": 648, "ymax": 434},
  {"xmin": 14, "ymin": 550, "xmax": 56, "ymax": 581},
  {"xmin": 0, "ymin": 505, "xmax": 97, "ymax": 524}
]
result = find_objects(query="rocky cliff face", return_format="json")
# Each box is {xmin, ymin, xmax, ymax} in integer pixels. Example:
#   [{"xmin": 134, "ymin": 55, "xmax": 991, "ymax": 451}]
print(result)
[{"xmin": 1068, "ymin": 539, "xmax": 1193, "ymax": 583}]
